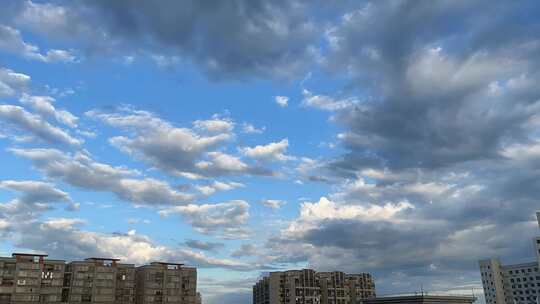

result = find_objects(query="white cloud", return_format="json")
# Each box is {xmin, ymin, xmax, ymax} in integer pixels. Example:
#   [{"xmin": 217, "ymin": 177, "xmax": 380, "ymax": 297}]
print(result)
[
  {"xmin": 0, "ymin": 68, "xmax": 30, "ymax": 97},
  {"xmin": 10, "ymin": 148, "xmax": 195, "ymax": 207},
  {"xmin": 0, "ymin": 25, "xmax": 76, "ymax": 63},
  {"xmin": 10, "ymin": 217, "xmax": 256, "ymax": 270},
  {"xmin": 242, "ymin": 139, "xmax": 291, "ymax": 161},
  {"xmin": 159, "ymin": 200, "xmax": 250, "ymax": 239},
  {"xmin": 241, "ymin": 122, "xmax": 265, "ymax": 134},
  {"xmin": 17, "ymin": 1, "xmax": 73, "ymax": 35},
  {"xmin": 195, "ymin": 181, "xmax": 245, "ymax": 196},
  {"xmin": 0, "ymin": 180, "xmax": 73, "ymax": 218},
  {"xmin": 126, "ymin": 218, "xmax": 151, "ymax": 225},
  {"xmin": 231, "ymin": 244, "xmax": 259, "ymax": 258},
  {"xmin": 194, "ymin": 116, "xmax": 234, "ymax": 134},
  {"xmin": 275, "ymin": 95, "xmax": 289, "ymax": 107},
  {"xmin": 88, "ymin": 108, "xmax": 269, "ymax": 178},
  {"xmin": 260, "ymin": 199, "xmax": 286, "ymax": 210},
  {"xmin": 285, "ymin": 197, "xmax": 414, "ymax": 236},
  {"xmin": 302, "ymin": 89, "xmax": 356, "ymax": 111},
  {"xmin": 0, "ymin": 180, "xmax": 71, "ymax": 204},
  {"xmin": 0, "ymin": 104, "xmax": 82, "ymax": 145},
  {"xmin": 20, "ymin": 94, "xmax": 78, "ymax": 127}
]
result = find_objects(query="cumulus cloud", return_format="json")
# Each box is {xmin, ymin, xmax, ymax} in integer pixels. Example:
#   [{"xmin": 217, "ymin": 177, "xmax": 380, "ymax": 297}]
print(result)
[
  {"xmin": 0, "ymin": 67, "xmax": 30, "ymax": 97},
  {"xmin": 11, "ymin": 0, "xmax": 318, "ymax": 79},
  {"xmin": 274, "ymin": 96, "xmax": 289, "ymax": 107},
  {"xmin": 0, "ymin": 180, "xmax": 72, "ymax": 217},
  {"xmin": 159, "ymin": 200, "xmax": 250, "ymax": 239},
  {"xmin": 323, "ymin": 1, "xmax": 540, "ymax": 171},
  {"xmin": 302, "ymin": 89, "xmax": 357, "ymax": 111},
  {"xmin": 231, "ymin": 244, "xmax": 258, "ymax": 258},
  {"xmin": 259, "ymin": 199, "xmax": 286, "ymax": 210},
  {"xmin": 5, "ymin": 217, "xmax": 257, "ymax": 270},
  {"xmin": 20, "ymin": 94, "xmax": 78, "ymax": 127},
  {"xmin": 0, "ymin": 104, "xmax": 81, "ymax": 145},
  {"xmin": 0, "ymin": 180, "xmax": 70, "ymax": 204},
  {"xmin": 193, "ymin": 116, "xmax": 234, "ymax": 134},
  {"xmin": 0, "ymin": 180, "xmax": 257, "ymax": 271},
  {"xmin": 10, "ymin": 148, "xmax": 195, "ymax": 206},
  {"xmin": 184, "ymin": 239, "xmax": 225, "ymax": 252},
  {"xmin": 241, "ymin": 122, "xmax": 265, "ymax": 134},
  {"xmin": 195, "ymin": 181, "xmax": 245, "ymax": 196},
  {"xmin": 0, "ymin": 25, "xmax": 76, "ymax": 63},
  {"xmin": 242, "ymin": 138, "xmax": 292, "ymax": 162},
  {"xmin": 88, "ymin": 107, "xmax": 272, "ymax": 178}
]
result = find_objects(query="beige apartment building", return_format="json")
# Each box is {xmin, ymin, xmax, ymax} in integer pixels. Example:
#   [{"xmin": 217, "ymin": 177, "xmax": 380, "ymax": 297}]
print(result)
[
  {"xmin": 0, "ymin": 253, "xmax": 65, "ymax": 304},
  {"xmin": 135, "ymin": 262, "xmax": 199, "ymax": 304},
  {"xmin": 0, "ymin": 253, "xmax": 200, "ymax": 304},
  {"xmin": 253, "ymin": 269, "xmax": 376, "ymax": 304},
  {"xmin": 479, "ymin": 212, "xmax": 540, "ymax": 304},
  {"xmin": 64, "ymin": 258, "xmax": 135, "ymax": 304}
]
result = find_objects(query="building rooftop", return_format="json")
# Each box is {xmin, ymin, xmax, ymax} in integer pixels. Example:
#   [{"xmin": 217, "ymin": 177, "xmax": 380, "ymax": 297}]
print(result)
[
  {"xmin": 85, "ymin": 257, "xmax": 121, "ymax": 261},
  {"xmin": 364, "ymin": 294, "xmax": 477, "ymax": 304},
  {"xmin": 12, "ymin": 252, "xmax": 48, "ymax": 257}
]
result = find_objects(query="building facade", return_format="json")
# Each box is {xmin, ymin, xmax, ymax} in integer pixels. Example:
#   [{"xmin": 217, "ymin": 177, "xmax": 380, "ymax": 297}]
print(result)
[
  {"xmin": 0, "ymin": 253, "xmax": 65, "ymax": 304},
  {"xmin": 479, "ymin": 212, "xmax": 540, "ymax": 304},
  {"xmin": 64, "ymin": 258, "xmax": 135, "ymax": 304},
  {"xmin": 0, "ymin": 253, "xmax": 200, "ymax": 304},
  {"xmin": 252, "ymin": 269, "xmax": 376, "ymax": 304},
  {"xmin": 135, "ymin": 262, "xmax": 199, "ymax": 304}
]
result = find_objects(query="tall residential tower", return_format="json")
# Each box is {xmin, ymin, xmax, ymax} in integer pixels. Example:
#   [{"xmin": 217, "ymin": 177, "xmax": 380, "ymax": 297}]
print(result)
[
  {"xmin": 479, "ymin": 212, "xmax": 540, "ymax": 304},
  {"xmin": 252, "ymin": 269, "xmax": 376, "ymax": 304}
]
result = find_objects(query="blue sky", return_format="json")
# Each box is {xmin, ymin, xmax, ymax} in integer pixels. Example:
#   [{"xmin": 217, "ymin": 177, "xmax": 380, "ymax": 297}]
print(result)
[{"xmin": 1, "ymin": 1, "xmax": 540, "ymax": 304}]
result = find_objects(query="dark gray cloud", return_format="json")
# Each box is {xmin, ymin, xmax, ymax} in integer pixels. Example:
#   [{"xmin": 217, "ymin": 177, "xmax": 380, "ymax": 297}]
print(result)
[
  {"xmin": 274, "ymin": 2, "xmax": 540, "ymax": 295},
  {"xmin": 184, "ymin": 239, "xmax": 225, "ymax": 252},
  {"xmin": 320, "ymin": 0, "xmax": 540, "ymax": 171},
  {"xmin": 6, "ymin": 0, "xmax": 318, "ymax": 80}
]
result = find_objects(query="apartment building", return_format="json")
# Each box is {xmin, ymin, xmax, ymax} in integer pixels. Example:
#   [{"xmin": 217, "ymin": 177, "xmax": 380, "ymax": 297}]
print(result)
[
  {"xmin": 479, "ymin": 212, "xmax": 540, "ymax": 304},
  {"xmin": 0, "ymin": 254, "xmax": 200, "ymax": 304},
  {"xmin": 64, "ymin": 258, "xmax": 135, "ymax": 304},
  {"xmin": 318, "ymin": 272, "xmax": 347, "ymax": 304},
  {"xmin": 252, "ymin": 269, "xmax": 376, "ymax": 304},
  {"xmin": 346, "ymin": 274, "xmax": 377, "ymax": 304},
  {"xmin": 0, "ymin": 253, "xmax": 65, "ymax": 304},
  {"xmin": 135, "ymin": 262, "xmax": 199, "ymax": 304}
]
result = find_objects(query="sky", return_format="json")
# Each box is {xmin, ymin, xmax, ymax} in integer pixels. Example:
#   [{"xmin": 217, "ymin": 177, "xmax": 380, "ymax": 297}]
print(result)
[{"xmin": 0, "ymin": 1, "xmax": 540, "ymax": 303}]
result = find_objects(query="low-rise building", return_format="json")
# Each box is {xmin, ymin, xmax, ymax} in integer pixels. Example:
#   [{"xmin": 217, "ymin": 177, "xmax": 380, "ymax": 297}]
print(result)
[
  {"xmin": 0, "ymin": 253, "xmax": 199, "ymax": 304},
  {"xmin": 363, "ymin": 294, "xmax": 476, "ymax": 304}
]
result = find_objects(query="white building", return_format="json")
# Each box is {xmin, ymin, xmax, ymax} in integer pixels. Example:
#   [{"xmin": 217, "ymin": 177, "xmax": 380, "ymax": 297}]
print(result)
[{"xmin": 479, "ymin": 212, "xmax": 540, "ymax": 304}]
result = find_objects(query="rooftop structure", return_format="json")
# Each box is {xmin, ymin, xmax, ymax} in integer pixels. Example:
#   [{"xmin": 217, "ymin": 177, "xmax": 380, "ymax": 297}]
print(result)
[{"xmin": 364, "ymin": 295, "xmax": 476, "ymax": 304}]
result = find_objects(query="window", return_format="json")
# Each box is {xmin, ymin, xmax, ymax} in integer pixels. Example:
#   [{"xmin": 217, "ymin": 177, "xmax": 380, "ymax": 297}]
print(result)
[{"xmin": 81, "ymin": 295, "xmax": 91, "ymax": 302}]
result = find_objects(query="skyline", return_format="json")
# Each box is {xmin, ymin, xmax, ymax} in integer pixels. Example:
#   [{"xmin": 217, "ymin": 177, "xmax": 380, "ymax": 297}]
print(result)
[{"xmin": 1, "ymin": 1, "xmax": 540, "ymax": 304}]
